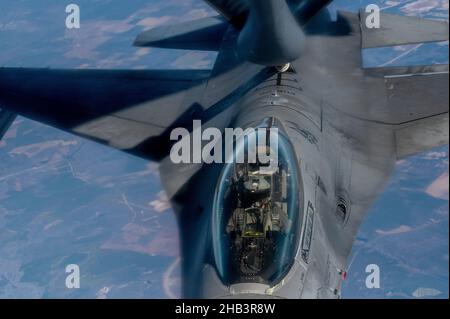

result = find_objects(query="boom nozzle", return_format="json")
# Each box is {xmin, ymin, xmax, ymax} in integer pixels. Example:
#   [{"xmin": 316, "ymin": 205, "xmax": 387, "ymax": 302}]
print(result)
[{"xmin": 237, "ymin": 0, "xmax": 305, "ymax": 67}]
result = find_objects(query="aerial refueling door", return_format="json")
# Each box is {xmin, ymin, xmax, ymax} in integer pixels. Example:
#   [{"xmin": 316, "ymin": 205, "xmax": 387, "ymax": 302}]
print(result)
[{"xmin": 212, "ymin": 124, "xmax": 302, "ymax": 286}]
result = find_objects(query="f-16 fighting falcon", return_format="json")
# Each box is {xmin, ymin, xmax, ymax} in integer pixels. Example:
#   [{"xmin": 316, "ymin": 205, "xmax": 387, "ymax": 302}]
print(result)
[{"xmin": 0, "ymin": 0, "xmax": 448, "ymax": 298}]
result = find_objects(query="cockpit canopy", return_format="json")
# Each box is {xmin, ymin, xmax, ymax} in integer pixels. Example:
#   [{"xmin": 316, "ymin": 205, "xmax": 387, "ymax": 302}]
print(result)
[{"xmin": 212, "ymin": 128, "xmax": 301, "ymax": 286}]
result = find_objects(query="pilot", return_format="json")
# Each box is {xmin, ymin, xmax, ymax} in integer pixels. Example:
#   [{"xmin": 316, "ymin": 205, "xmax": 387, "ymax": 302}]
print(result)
[
  {"xmin": 226, "ymin": 208, "xmax": 244, "ymax": 234},
  {"xmin": 246, "ymin": 208, "xmax": 262, "ymax": 230}
]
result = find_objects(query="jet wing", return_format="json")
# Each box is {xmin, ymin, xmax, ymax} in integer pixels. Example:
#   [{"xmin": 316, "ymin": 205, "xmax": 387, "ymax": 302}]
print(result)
[
  {"xmin": 293, "ymin": 11, "xmax": 449, "ymax": 155},
  {"xmin": 360, "ymin": 10, "xmax": 449, "ymax": 158},
  {"xmin": 0, "ymin": 108, "xmax": 17, "ymax": 140},
  {"xmin": 134, "ymin": 16, "xmax": 228, "ymax": 51},
  {"xmin": 0, "ymin": 65, "xmax": 271, "ymax": 161},
  {"xmin": 0, "ymin": 68, "xmax": 210, "ymax": 161},
  {"xmin": 366, "ymin": 64, "xmax": 449, "ymax": 159},
  {"xmin": 291, "ymin": 10, "xmax": 448, "ymax": 268},
  {"xmin": 396, "ymin": 113, "xmax": 449, "ymax": 159},
  {"xmin": 360, "ymin": 9, "xmax": 449, "ymax": 48},
  {"xmin": 202, "ymin": 0, "xmax": 248, "ymax": 26}
]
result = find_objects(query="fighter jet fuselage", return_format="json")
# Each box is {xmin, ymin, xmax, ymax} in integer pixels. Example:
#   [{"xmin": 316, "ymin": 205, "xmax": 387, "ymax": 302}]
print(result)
[{"xmin": 169, "ymin": 69, "xmax": 397, "ymax": 298}]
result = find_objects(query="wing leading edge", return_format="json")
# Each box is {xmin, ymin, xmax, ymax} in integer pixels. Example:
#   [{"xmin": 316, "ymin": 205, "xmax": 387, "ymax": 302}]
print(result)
[
  {"xmin": 0, "ymin": 68, "xmax": 210, "ymax": 160},
  {"xmin": 0, "ymin": 108, "xmax": 17, "ymax": 140}
]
